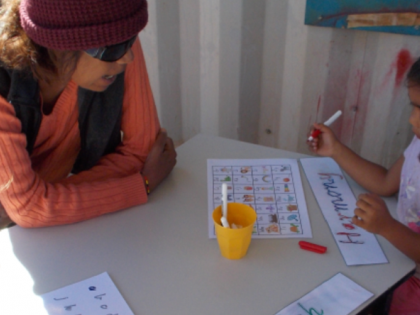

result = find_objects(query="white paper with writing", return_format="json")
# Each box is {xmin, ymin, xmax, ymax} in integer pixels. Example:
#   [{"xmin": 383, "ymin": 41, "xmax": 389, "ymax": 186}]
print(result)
[
  {"xmin": 301, "ymin": 157, "xmax": 388, "ymax": 265},
  {"xmin": 41, "ymin": 272, "xmax": 134, "ymax": 315},
  {"xmin": 275, "ymin": 273, "xmax": 373, "ymax": 315}
]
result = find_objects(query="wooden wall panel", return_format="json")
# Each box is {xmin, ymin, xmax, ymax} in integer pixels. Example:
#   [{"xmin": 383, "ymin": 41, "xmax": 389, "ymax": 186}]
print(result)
[{"xmin": 140, "ymin": 0, "xmax": 418, "ymax": 167}]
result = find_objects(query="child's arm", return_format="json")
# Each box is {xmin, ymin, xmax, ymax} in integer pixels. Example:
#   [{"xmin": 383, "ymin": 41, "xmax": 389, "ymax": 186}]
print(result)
[
  {"xmin": 308, "ymin": 123, "xmax": 403, "ymax": 196},
  {"xmin": 353, "ymin": 193, "xmax": 420, "ymax": 264}
]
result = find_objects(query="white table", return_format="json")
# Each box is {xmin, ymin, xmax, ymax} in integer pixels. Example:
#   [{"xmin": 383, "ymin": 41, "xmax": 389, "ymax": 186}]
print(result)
[{"xmin": 0, "ymin": 134, "xmax": 415, "ymax": 315}]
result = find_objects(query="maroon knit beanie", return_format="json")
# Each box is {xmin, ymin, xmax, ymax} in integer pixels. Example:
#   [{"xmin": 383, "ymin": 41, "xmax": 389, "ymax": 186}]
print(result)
[{"xmin": 19, "ymin": 0, "xmax": 148, "ymax": 50}]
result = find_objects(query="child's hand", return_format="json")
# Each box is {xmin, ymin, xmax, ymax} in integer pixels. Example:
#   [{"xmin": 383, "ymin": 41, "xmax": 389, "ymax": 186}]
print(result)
[
  {"xmin": 307, "ymin": 123, "xmax": 340, "ymax": 157},
  {"xmin": 352, "ymin": 193, "xmax": 397, "ymax": 235}
]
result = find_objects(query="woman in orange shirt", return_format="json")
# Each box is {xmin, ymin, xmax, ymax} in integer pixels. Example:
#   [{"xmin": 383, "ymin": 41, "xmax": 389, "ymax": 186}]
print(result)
[{"xmin": 0, "ymin": 0, "xmax": 177, "ymax": 228}]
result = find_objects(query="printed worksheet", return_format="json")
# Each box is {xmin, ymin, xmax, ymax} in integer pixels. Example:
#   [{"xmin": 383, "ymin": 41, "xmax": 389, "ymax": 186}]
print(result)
[
  {"xmin": 301, "ymin": 157, "xmax": 388, "ymax": 266},
  {"xmin": 41, "ymin": 272, "xmax": 134, "ymax": 315},
  {"xmin": 275, "ymin": 273, "xmax": 373, "ymax": 315},
  {"xmin": 208, "ymin": 159, "xmax": 312, "ymax": 238}
]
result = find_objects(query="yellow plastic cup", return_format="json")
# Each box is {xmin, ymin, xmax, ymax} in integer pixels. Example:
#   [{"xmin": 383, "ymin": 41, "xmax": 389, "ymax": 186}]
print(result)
[{"xmin": 212, "ymin": 203, "xmax": 257, "ymax": 260}]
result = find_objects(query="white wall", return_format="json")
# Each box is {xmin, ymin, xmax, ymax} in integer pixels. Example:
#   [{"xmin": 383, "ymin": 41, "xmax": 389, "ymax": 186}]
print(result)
[{"xmin": 140, "ymin": 0, "xmax": 419, "ymax": 167}]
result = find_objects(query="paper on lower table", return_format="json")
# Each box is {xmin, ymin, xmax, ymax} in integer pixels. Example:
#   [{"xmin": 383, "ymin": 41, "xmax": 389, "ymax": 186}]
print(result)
[
  {"xmin": 41, "ymin": 272, "xmax": 134, "ymax": 315},
  {"xmin": 300, "ymin": 157, "xmax": 388, "ymax": 266},
  {"xmin": 207, "ymin": 159, "xmax": 312, "ymax": 238},
  {"xmin": 275, "ymin": 273, "xmax": 373, "ymax": 315}
]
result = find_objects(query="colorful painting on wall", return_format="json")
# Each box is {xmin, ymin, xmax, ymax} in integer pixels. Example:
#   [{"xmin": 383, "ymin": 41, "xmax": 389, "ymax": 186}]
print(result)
[{"xmin": 305, "ymin": 0, "xmax": 420, "ymax": 36}]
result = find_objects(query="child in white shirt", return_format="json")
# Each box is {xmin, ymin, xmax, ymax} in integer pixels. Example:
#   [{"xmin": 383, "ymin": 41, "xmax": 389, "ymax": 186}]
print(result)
[{"xmin": 308, "ymin": 58, "xmax": 420, "ymax": 314}]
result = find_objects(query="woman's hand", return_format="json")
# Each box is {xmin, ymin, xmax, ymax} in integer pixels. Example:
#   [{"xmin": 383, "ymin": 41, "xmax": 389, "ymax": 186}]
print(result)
[
  {"xmin": 0, "ymin": 203, "xmax": 13, "ymax": 230},
  {"xmin": 307, "ymin": 123, "xmax": 341, "ymax": 157},
  {"xmin": 352, "ymin": 193, "xmax": 397, "ymax": 235},
  {"xmin": 142, "ymin": 128, "xmax": 177, "ymax": 193}
]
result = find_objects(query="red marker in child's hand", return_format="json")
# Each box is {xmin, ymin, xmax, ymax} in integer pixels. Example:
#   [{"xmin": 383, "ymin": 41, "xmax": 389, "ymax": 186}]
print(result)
[
  {"xmin": 299, "ymin": 241, "xmax": 327, "ymax": 254},
  {"xmin": 308, "ymin": 110, "xmax": 342, "ymax": 141}
]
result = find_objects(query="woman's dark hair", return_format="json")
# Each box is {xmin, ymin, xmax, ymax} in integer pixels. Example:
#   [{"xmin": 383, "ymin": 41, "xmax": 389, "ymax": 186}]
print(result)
[
  {"xmin": 407, "ymin": 57, "xmax": 420, "ymax": 88},
  {"xmin": 0, "ymin": 0, "xmax": 80, "ymax": 80}
]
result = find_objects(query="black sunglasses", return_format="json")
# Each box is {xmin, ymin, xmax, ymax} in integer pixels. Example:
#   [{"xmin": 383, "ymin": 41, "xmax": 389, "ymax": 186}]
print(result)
[{"xmin": 84, "ymin": 36, "xmax": 137, "ymax": 62}]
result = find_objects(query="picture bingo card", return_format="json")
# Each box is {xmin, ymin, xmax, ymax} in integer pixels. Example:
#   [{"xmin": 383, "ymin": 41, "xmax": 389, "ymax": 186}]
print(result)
[
  {"xmin": 41, "ymin": 272, "xmax": 134, "ymax": 315},
  {"xmin": 208, "ymin": 159, "xmax": 312, "ymax": 238}
]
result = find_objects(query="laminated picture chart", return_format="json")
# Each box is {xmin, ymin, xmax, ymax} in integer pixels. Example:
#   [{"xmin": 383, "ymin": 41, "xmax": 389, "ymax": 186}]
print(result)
[
  {"xmin": 301, "ymin": 157, "xmax": 388, "ymax": 266},
  {"xmin": 208, "ymin": 159, "xmax": 312, "ymax": 238},
  {"xmin": 41, "ymin": 272, "xmax": 134, "ymax": 315}
]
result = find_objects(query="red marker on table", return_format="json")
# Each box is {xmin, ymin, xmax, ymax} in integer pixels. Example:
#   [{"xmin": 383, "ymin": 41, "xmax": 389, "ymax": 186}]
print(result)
[
  {"xmin": 299, "ymin": 241, "xmax": 327, "ymax": 254},
  {"xmin": 307, "ymin": 110, "xmax": 342, "ymax": 141}
]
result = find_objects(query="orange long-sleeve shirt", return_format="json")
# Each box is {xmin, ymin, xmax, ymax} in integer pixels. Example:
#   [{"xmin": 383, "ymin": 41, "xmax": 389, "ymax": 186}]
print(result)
[{"xmin": 0, "ymin": 39, "xmax": 160, "ymax": 228}]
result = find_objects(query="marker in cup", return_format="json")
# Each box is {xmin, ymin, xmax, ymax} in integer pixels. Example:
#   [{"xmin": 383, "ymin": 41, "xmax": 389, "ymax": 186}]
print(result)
[
  {"xmin": 308, "ymin": 110, "xmax": 342, "ymax": 141},
  {"xmin": 221, "ymin": 183, "xmax": 230, "ymax": 228}
]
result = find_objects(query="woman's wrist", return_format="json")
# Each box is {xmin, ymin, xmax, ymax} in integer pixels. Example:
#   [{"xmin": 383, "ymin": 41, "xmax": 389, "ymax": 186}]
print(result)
[{"xmin": 143, "ymin": 175, "xmax": 151, "ymax": 195}]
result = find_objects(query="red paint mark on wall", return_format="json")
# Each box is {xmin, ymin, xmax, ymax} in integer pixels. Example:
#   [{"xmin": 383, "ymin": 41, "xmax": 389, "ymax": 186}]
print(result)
[
  {"xmin": 348, "ymin": 69, "xmax": 370, "ymax": 143},
  {"xmin": 377, "ymin": 67, "xmax": 393, "ymax": 94},
  {"xmin": 316, "ymin": 95, "xmax": 321, "ymax": 121},
  {"xmin": 376, "ymin": 49, "xmax": 414, "ymax": 95},
  {"xmin": 395, "ymin": 49, "xmax": 413, "ymax": 87}
]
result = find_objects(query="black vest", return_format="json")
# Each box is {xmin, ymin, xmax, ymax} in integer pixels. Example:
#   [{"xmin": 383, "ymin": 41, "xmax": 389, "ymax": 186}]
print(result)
[{"xmin": 0, "ymin": 66, "xmax": 124, "ymax": 173}]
